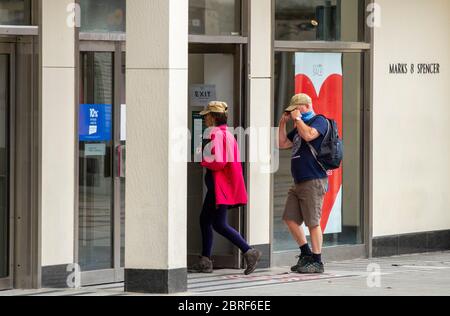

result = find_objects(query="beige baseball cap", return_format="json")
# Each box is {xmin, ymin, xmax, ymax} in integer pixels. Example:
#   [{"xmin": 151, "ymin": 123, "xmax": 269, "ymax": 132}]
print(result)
[
  {"xmin": 284, "ymin": 93, "xmax": 313, "ymax": 112},
  {"xmin": 199, "ymin": 101, "xmax": 228, "ymax": 116}
]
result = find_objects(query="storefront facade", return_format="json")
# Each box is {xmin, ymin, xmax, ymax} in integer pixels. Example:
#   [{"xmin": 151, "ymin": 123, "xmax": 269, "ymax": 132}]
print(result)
[{"xmin": 0, "ymin": 0, "xmax": 449, "ymax": 293}]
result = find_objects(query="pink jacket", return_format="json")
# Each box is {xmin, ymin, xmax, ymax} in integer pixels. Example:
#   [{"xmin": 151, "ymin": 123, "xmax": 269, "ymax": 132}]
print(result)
[{"xmin": 201, "ymin": 125, "xmax": 248, "ymax": 208}]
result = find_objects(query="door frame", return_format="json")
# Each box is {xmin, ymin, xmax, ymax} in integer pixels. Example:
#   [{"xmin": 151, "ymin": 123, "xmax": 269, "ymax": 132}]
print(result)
[
  {"xmin": 187, "ymin": 42, "xmax": 248, "ymax": 270},
  {"xmin": 75, "ymin": 41, "xmax": 126, "ymax": 286},
  {"xmin": 0, "ymin": 43, "xmax": 15, "ymax": 291},
  {"xmin": 186, "ymin": 0, "xmax": 250, "ymax": 270}
]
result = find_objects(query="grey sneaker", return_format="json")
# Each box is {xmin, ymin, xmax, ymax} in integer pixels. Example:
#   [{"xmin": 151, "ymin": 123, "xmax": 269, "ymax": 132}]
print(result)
[
  {"xmin": 290, "ymin": 255, "xmax": 313, "ymax": 272},
  {"xmin": 297, "ymin": 261, "xmax": 325, "ymax": 274},
  {"xmin": 188, "ymin": 256, "xmax": 213, "ymax": 274},
  {"xmin": 243, "ymin": 249, "xmax": 262, "ymax": 275}
]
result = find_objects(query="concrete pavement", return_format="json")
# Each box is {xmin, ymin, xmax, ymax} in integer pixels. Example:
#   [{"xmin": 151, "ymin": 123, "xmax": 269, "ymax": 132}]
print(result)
[{"xmin": 1, "ymin": 252, "xmax": 449, "ymax": 296}]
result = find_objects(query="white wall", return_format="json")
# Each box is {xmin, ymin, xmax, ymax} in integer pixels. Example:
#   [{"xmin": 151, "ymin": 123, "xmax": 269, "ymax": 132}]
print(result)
[
  {"xmin": 40, "ymin": 0, "xmax": 75, "ymax": 267},
  {"xmin": 373, "ymin": 0, "xmax": 450, "ymax": 237},
  {"xmin": 205, "ymin": 54, "xmax": 234, "ymax": 125}
]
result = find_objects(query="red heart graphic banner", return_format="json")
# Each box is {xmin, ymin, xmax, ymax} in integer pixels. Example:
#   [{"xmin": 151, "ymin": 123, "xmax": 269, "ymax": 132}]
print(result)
[{"xmin": 295, "ymin": 53, "xmax": 343, "ymax": 233}]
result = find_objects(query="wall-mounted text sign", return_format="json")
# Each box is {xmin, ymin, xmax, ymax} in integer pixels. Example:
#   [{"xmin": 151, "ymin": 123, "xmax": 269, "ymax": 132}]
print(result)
[
  {"xmin": 189, "ymin": 84, "xmax": 216, "ymax": 107},
  {"xmin": 389, "ymin": 63, "xmax": 440, "ymax": 75},
  {"xmin": 79, "ymin": 104, "xmax": 112, "ymax": 142}
]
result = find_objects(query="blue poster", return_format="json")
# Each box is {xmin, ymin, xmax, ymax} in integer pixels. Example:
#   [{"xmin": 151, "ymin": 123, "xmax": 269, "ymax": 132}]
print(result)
[{"xmin": 79, "ymin": 104, "xmax": 112, "ymax": 142}]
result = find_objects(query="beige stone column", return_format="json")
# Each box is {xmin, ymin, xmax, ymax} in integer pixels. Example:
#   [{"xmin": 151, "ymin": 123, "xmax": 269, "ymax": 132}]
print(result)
[
  {"xmin": 40, "ymin": 0, "xmax": 76, "ymax": 288},
  {"xmin": 247, "ymin": 0, "xmax": 273, "ymax": 266},
  {"xmin": 125, "ymin": 0, "xmax": 188, "ymax": 294}
]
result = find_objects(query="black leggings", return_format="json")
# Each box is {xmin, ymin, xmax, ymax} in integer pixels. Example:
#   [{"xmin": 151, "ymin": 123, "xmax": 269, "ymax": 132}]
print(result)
[{"xmin": 200, "ymin": 189, "xmax": 251, "ymax": 258}]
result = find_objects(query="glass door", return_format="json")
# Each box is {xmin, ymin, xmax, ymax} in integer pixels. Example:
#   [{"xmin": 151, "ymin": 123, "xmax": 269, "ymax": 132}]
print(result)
[
  {"xmin": 79, "ymin": 51, "xmax": 114, "ymax": 273},
  {"xmin": 78, "ymin": 47, "xmax": 126, "ymax": 285},
  {"xmin": 0, "ymin": 44, "xmax": 14, "ymax": 291},
  {"xmin": 187, "ymin": 44, "xmax": 246, "ymax": 269}
]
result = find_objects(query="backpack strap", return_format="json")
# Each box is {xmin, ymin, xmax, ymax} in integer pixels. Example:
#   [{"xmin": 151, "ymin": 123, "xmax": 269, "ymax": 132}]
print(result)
[
  {"xmin": 306, "ymin": 115, "xmax": 330, "ymax": 173},
  {"xmin": 307, "ymin": 141, "xmax": 328, "ymax": 174}
]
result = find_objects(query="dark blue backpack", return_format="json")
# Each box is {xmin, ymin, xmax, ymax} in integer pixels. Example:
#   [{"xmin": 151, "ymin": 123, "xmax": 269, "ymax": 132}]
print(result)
[{"xmin": 307, "ymin": 115, "xmax": 343, "ymax": 171}]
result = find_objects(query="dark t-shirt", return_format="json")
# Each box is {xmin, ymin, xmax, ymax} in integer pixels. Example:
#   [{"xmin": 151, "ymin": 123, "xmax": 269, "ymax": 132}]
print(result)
[{"xmin": 287, "ymin": 116, "xmax": 328, "ymax": 183}]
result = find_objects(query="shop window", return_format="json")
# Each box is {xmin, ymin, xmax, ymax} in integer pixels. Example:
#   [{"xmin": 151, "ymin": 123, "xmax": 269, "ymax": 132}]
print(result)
[
  {"xmin": 273, "ymin": 51, "xmax": 364, "ymax": 251},
  {"xmin": 275, "ymin": 0, "xmax": 365, "ymax": 41},
  {"xmin": 80, "ymin": 0, "xmax": 125, "ymax": 33},
  {"xmin": 189, "ymin": 0, "xmax": 241, "ymax": 36},
  {"xmin": 0, "ymin": 0, "xmax": 31, "ymax": 25}
]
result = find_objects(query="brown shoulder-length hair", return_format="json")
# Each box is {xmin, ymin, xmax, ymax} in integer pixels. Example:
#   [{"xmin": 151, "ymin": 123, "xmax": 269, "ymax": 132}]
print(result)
[{"xmin": 211, "ymin": 112, "xmax": 228, "ymax": 126}]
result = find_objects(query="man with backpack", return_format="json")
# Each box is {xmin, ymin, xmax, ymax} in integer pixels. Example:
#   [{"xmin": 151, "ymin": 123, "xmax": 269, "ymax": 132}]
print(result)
[{"xmin": 278, "ymin": 93, "xmax": 342, "ymax": 274}]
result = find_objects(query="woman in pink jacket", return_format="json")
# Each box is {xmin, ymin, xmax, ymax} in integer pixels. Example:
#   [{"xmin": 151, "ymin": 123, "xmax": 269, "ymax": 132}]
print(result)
[{"xmin": 189, "ymin": 101, "xmax": 262, "ymax": 275}]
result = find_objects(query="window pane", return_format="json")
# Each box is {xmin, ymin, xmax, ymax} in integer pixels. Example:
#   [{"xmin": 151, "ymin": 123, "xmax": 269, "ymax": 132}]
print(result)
[
  {"xmin": 189, "ymin": 0, "xmax": 241, "ymax": 36},
  {"xmin": 273, "ymin": 51, "xmax": 364, "ymax": 251},
  {"xmin": 80, "ymin": 0, "xmax": 125, "ymax": 33},
  {"xmin": 0, "ymin": 55, "xmax": 9, "ymax": 279},
  {"xmin": 276, "ymin": 0, "xmax": 364, "ymax": 41},
  {"xmin": 0, "ymin": 0, "xmax": 31, "ymax": 25},
  {"xmin": 79, "ymin": 52, "xmax": 114, "ymax": 271}
]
